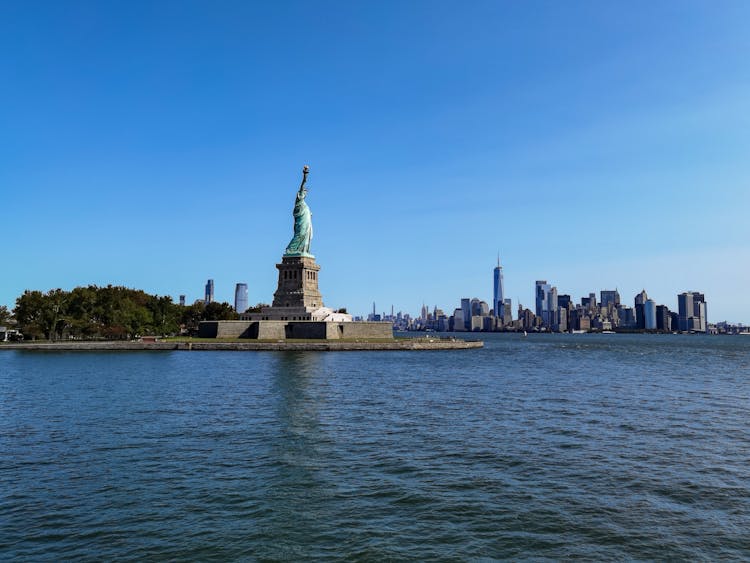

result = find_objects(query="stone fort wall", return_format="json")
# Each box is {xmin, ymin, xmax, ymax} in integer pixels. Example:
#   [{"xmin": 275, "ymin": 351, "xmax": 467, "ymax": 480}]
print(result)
[{"xmin": 198, "ymin": 320, "xmax": 393, "ymax": 340}]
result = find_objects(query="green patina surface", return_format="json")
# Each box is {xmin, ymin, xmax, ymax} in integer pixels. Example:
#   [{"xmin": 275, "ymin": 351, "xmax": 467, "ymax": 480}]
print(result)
[{"xmin": 284, "ymin": 165, "xmax": 314, "ymax": 258}]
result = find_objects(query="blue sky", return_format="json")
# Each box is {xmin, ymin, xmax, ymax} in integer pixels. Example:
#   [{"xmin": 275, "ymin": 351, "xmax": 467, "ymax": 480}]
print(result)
[{"xmin": 2, "ymin": 1, "xmax": 749, "ymax": 322}]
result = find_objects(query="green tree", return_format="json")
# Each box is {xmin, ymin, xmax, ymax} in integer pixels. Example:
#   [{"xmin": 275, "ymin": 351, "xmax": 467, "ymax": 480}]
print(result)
[
  {"xmin": 122, "ymin": 300, "xmax": 153, "ymax": 338},
  {"xmin": 94, "ymin": 286, "xmax": 150, "ymax": 339},
  {"xmin": 147, "ymin": 295, "xmax": 180, "ymax": 336},
  {"xmin": 67, "ymin": 285, "xmax": 100, "ymax": 338},
  {"xmin": 44, "ymin": 288, "xmax": 70, "ymax": 340},
  {"xmin": 14, "ymin": 290, "xmax": 50, "ymax": 340},
  {"xmin": 180, "ymin": 303, "xmax": 205, "ymax": 333},
  {"xmin": 13, "ymin": 289, "xmax": 70, "ymax": 340},
  {"xmin": 0, "ymin": 305, "xmax": 11, "ymax": 326},
  {"xmin": 13, "ymin": 285, "xmax": 190, "ymax": 340},
  {"xmin": 203, "ymin": 301, "xmax": 239, "ymax": 321}
]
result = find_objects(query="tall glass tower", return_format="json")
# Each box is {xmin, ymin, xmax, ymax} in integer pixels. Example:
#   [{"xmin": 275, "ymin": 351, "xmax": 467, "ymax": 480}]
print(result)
[
  {"xmin": 234, "ymin": 283, "xmax": 248, "ymax": 313},
  {"xmin": 204, "ymin": 279, "xmax": 214, "ymax": 304},
  {"xmin": 535, "ymin": 280, "xmax": 551, "ymax": 326},
  {"xmin": 493, "ymin": 255, "xmax": 505, "ymax": 321}
]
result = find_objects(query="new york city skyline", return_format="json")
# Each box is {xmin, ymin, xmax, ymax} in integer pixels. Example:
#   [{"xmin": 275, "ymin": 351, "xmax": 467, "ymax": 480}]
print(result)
[{"xmin": 2, "ymin": 2, "xmax": 749, "ymax": 322}]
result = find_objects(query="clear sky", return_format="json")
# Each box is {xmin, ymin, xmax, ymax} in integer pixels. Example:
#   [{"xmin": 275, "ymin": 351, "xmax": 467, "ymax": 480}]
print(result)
[{"xmin": 2, "ymin": 1, "xmax": 749, "ymax": 322}]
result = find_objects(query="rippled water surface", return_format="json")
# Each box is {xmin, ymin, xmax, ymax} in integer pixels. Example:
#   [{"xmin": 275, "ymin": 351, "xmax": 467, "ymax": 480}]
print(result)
[{"xmin": 2, "ymin": 334, "xmax": 750, "ymax": 560}]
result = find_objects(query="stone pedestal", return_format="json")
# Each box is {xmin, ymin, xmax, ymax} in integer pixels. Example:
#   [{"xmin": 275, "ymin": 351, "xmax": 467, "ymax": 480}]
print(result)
[
  {"xmin": 239, "ymin": 253, "xmax": 352, "ymax": 324},
  {"xmin": 272, "ymin": 256, "xmax": 323, "ymax": 309}
]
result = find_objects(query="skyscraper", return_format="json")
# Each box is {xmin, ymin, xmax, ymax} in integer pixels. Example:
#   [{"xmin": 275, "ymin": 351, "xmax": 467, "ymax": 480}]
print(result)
[
  {"xmin": 535, "ymin": 280, "xmax": 551, "ymax": 328},
  {"xmin": 179, "ymin": 295, "xmax": 186, "ymax": 307},
  {"xmin": 679, "ymin": 291, "xmax": 707, "ymax": 332},
  {"xmin": 693, "ymin": 293, "xmax": 707, "ymax": 332},
  {"xmin": 452, "ymin": 307, "xmax": 465, "ymax": 331},
  {"xmin": 503, "ymin": 299, "xmax": 513, "ymax": 323},
  {"xmin": 600, "ymin": 290, "xmax": 620, "ymax": 308},
  {"xmin": 678, "ymin": 291, "xmax": 693, "ymax": 331},
  {"xmin": 461, "ymin": 298, "xmax": 471, "ymax": 330},
  {"xmin": 234, "ymin": 283, "xmax": 248, "ymax": 313},
  {"xmin": 656, "ymin": 305, "xmax": 671, "ymax": 331},
  {"xmin": 205, "ymin": 279, "xmax": 214, "ymax": 304},
  {"xmin": 644, "ymin": 298, "xmax": 657, "ymax": 330},
  {"xmin": 634, "ymin": 289, "xmax": 648, "ymax": 329},
  {"xmin": 493, "ymin": 256, "xmax": 505, "ymax": 322},
  {"xmin": 547, "ymin": 286, "xmax": 559, "ymax": 330}
]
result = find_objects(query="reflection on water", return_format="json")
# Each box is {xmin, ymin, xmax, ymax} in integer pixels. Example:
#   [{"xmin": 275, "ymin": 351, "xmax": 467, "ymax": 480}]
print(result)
[
  {"xmin": 2, "ymin": 335, "xmax": 750, "ymax": 560},
  {"xmin": 272, "ymin": 352, "xmax": 324, "ymax": 446},
  {"xmin": 263, "ymin": 353, "xmax": 331, "ymax": 558}
]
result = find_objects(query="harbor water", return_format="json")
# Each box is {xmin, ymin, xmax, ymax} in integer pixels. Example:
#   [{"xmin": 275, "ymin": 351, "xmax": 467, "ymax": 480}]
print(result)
[{"xmin": 2, "ymin": 333, "xmax": 749, "ymax": 560}]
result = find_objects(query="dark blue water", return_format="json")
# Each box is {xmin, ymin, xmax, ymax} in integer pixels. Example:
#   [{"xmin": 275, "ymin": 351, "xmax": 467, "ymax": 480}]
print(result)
[{"xmin": 2, "ymin": 334, "xmax": 750, "ymax": 560}]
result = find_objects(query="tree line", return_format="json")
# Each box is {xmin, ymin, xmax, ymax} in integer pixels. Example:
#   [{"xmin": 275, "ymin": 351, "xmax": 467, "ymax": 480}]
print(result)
[{"xmin": 9, "ymin": 285, "xmax": 239, "ymax": 340}]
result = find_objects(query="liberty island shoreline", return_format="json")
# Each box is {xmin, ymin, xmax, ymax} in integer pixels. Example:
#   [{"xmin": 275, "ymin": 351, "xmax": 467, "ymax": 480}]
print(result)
[{"xmin": 0, "ymin": 337, "xmax": 482, "ymax": 352}]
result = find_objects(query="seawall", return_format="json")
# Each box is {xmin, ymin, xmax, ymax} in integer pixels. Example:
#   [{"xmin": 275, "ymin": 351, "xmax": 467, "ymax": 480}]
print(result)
[{"xmin": 0, "ymin": 339, "xmax": 483, "ymax": 352}]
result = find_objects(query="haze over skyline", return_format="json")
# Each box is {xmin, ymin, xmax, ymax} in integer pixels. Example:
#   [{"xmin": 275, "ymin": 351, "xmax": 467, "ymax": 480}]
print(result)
[{"xmin": 2, "ymin": 1, "xmax": 749, "ymax": 322}]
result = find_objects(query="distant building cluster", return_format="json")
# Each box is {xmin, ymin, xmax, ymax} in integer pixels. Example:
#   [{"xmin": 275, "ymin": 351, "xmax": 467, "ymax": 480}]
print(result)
[
  {"xmin": 388, "ymin": 257, "xmax": 715, "ymax": 334},
  {"xmin": 179, "ymin": 279, "xmax": 251, "ymax": 313},
  {"xmin": 714, "ymin": 321, "xmax": 750, "ymax": 335},
  {"xmin": 175, "ymin": 263, "xmax": 744, "ymax": 334}
]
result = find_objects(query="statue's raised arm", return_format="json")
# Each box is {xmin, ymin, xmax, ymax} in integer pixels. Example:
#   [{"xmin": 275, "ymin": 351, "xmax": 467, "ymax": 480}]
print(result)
[
  {"xmin": 284, "ymin": 165, "xmax": 314, "ymax": 257},
  {"xmin": 299, "ymin": 165, "xmax": 309, "ymax": 192}
]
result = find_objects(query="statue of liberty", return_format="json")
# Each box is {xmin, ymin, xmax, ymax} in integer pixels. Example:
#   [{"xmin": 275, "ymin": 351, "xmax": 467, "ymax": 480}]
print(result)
[{"xmin": 284, "ymin": 165, "xmax": 313, "ymax": 257}]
